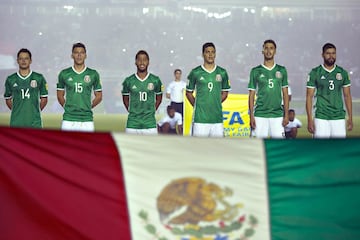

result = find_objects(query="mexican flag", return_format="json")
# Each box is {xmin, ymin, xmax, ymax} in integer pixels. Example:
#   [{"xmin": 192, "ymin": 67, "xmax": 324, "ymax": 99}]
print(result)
[{"xmin": 1, "ymin": 127, "xmax": 359, "ymax": 240}]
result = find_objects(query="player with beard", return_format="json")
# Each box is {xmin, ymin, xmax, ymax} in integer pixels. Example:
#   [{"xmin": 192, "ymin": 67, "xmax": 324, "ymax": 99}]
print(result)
[
  {"xmin": 122, "ymin": 50, "xmax": 163, "ymax": 135},
  {"xmin": 248, "ymin": 39, "xmax": 289, "ymax": 138},
  {"xmin": 306, "ymin": 43, "xmax": 353, "ymax": 138}
]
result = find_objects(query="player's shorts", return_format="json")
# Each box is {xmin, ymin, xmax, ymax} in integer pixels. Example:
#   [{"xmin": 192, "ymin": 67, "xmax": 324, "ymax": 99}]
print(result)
[
  {"xmin": 314, "ymin": 118, "xmax": 346, "ymax": 138},
  {"xmin": 125, "ymin": 128, "xmax": 158, "ymax": 135},
  {"xmin": 192, "ymin": 123, "xmax": 223, "ymax": 137},
  {"xmin": 253, "ymin": 117, "xmax": 284, "ymax": 139},
  {"xmin": 61, "ymin": 120, "xmax": 94, "ymax": 132}
]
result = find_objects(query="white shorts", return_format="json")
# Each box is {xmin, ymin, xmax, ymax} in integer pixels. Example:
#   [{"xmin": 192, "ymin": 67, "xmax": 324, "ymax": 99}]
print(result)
[
  {"xmin": 125, "ymin": 128, "xmax": 158, "ymax": 135},
  {"xmin": 314, "ymin": 118, "xmax": 346, "ymax": 138},
  {"xmin": 192, "ymin": 123, "xmax": 224, "ymax": 137},
  {"xmin": 253, "ymin": 117, "xmax": 284, "ymax": 139},
  {"xmin": 61, "ymin": 120, "xmax": 94, "ymax": 132}
]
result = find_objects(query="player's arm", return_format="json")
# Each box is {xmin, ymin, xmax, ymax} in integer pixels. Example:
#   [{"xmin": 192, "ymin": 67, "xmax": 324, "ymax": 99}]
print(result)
[
  {"xmin": 122, "ymin": 95, "xmax": 129, "ymax": 112},
  {"xmin": 177, "ymin": 124, "xmax": 183, "ymax": 135},
  {"xmin": 57, "ymin": 89, "xmax": 66, "ymax": 107},
  {"xmin": 155, "ymin": 94, "xmax": 162, "ymax": 110},
  {"xmin": 248, "ymin": 90, "xmax": 256, "ymax": 129},
  {"xmin": 282, "ymin": 87, "xmax": 289, "ymax": 127},
  {"xmin": 5, "ymin": 99, "xmax": 12, "ymax": 110},
  {"xmin": 306, "ymin": 87, "xmax": 315, "ymax": 134},
  {"xmin": 221, "ymin": 91, "xmax": 228, "ymax": 103},
  {"xmin": 92, "ymin": 91, "xmax": 102, "ymax": 108},
  {"xmin": 343, "ymin": 86, "xmax": 353, "ymax": 131},
  {"xmin": 40, "ymin": 97, "xmax": 48, "ymax": 111},
  {"xmin": 166, "ymin": 93, "xmax": 171, "ymax": 99},
  {"xmin": 186, "ymin": 90, "xmax": 195, "ymax": 106}
]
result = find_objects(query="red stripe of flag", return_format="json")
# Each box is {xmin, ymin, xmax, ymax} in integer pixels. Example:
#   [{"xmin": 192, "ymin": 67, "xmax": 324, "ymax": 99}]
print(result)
[{"xmin": 0, "ymin": 127, "xmax": 131, "ymax": 240}]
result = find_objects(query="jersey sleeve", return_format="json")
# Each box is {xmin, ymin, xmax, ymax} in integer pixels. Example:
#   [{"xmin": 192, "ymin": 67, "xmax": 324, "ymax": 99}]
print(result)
[
  {"xmin": 222, "ymin": 69, "xmax": 231, "ymax": 91},
  {"xmin": 342, "ymin": 70, "xmax": 351, "ymax": 87},
  {"xmin": 306, "ymin": 69, "xmax": 316, "ymax": 88},
  {"xmin": 157, "ymin": 115, "xmax": 168, "ymax": 127},
  {"xmin": 4, "ymin": 77, "xmax": 12, "ymax": 99},
  {"xmin": 121, "ymin": 77, "xmax": 130, "ymax": 95},
  {"xmin": 56, "ymin": 70, "xmax": 65, "ymax": 90},
  {"xmin": 93, "ymin": 71, "xmax": 102, "ymax": 92},
  {"xmin": 176, "ymin": 113, "xmax": 183, "ymax": 125},
  {"xmin": 155, "ymin": 77, "xmax": 163, "ymax": 95},
  {"xmin": 281, "ymin": 67, "xmax": 289, "ymax": 87},
  {"xmin": 186, "ymin": 69, "xmax": 196, "ymax": 91},
  {"xmin": 248, "ymin": 68, "xmax": 257, "ymax": 90},
  {"xmin": 39, "ymin": 74, "xmax": 48, "ymax": 97}
]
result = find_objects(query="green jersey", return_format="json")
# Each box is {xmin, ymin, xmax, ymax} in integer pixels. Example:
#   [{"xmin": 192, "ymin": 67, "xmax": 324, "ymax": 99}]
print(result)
[
  {"xmin": 122, "ymin": 73, "xmax": 163, "ymax": 129},
  {"xmin": 248, "ymin": 64, "xmax": 288, "ymax": 118},
  {"xmin": 57, "ymin": 66, "xmax": 102, "ymax": 122},
  {"xmin": 187, "ymin": 65, "xmax": 231, "ymax": 123},
  {"xmin": 4, "ymin": 71, "xmax": 48, "ymax": 128},
  {"xmin": 307, "ymin": 64, "xmax": 350, "ymax": 120}
]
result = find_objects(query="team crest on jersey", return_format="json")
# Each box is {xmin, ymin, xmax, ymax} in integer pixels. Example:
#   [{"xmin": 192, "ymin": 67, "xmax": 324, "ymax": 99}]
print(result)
[
  {"xmin": 336, "ymin": 73, "xmax": 342, "ymax": 81},
  {"xmin": 216, "ymin": 74, "xmax": 222, "ymax": 82},
  {"xmin": 275, "ymin": 71, "xmax": 282, "ymax": 79},
  {"xmin": 148, "ymin": 83, "xmax": 154, "ymax": 90},
  {"xmin": 84, "ymin": 75, "xmax": 91, "ymax": 83},
  {"xmin": 30, "ymin": 80, "xmax": 37, "ymax": 88}
]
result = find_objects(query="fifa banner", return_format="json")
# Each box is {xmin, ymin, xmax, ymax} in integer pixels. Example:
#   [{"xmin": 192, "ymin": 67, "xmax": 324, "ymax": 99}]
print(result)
[
  {"xmin": 184, "ymin": 93, "xmax": 251, "ymax": 137},
  {"xmin": 1, "ymin": 127, "xmax": 360, "ymax": 240}
]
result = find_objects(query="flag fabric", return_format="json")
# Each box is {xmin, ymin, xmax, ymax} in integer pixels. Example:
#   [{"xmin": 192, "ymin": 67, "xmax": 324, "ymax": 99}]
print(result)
[
  {"xmin": 1, "ymin": 127, "xmax": 360, "ymax": 240},
  {"xmin": 114, "ymin": 134, "xmax": 270, "ymax": 240}
]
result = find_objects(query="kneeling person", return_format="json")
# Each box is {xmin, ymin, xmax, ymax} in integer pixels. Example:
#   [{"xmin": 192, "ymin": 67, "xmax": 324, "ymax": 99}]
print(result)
[{"xmin": 158, "ymin": 106, "xmax": 183, "ymax": 135}]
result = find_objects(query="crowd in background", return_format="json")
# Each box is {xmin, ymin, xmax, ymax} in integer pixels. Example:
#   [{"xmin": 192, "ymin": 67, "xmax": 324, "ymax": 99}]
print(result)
[{"xmin": 0, "ymin": 3, "xmax": 359, "ymax": 113}]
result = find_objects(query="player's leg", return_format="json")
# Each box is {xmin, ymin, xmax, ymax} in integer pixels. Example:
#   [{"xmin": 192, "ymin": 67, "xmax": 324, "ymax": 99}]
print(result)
[
  {"xmin": 125, "ymin": 128, "xmax": 139, "ymax": 134},
  {"xmin": 253, "ymin": 117, "xmax": 269, "ymax": 138},
  {"xmin": 140, "ymin": 128, "xmax": 158, "ymax": 135},
  {"xmin": 79, "ymin": 121, "xmax": 95, "ymax": 132},
  {"xmin": 159, "ymin": 122, "xmax": 171, "ymax": 134},
  {"xmin": 209, "ymin": 123, "xmax": 224, "ymax": 137},
  {"xmin": 313, "ymin": 118, "xmax": 331, "ymax": 138},
  {"xmin": 329, "ymin": 119, "xmax": 346, "ymax": 138},
  {"xmin": 269, "ymin": 117, "xmax": 285, "ymax": 138},
  {"xmin": 192, "ymin": 123, "xmax": 211, "ymax": 137},
  {"xmin": 61, "ymin": 120, "xmax": 76, "ymax": 131}
]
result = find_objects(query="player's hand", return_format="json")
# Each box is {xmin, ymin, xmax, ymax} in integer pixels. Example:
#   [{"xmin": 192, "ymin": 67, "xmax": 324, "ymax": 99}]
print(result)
[
  {"xmin": 347, "ymin": 119, "xmax": 353, "ymax": 131},
  {"xmin": 250, "ymin": 115, "xmax": 256, "ymax": 129},
  {"xmin": 282, "ymin": 116, "xmax": 289, "ymax": 127},
  {"xmin": 307, "ymin": 119, "xmax": 315, "ymax": 134}
]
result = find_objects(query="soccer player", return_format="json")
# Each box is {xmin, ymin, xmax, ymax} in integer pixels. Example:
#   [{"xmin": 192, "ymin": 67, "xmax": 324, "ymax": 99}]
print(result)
[
  {"xmin": 186, "ymin": 42, "xmax": 231, "ymax": 137},
  {"xmin": 306, "ymin": 43, "xmax": 353, "ymax": 138},
  {"xmin": 248, "ymin": 39, "xmax": 289, "ymax": 138},
  {"xmin": 122, "ymin": 50, "xmax": 163, "ymax": 135},
  {"xmin": 56, "ymin": 42, "xmax": 102, "ymax": 132},
  {"xmin": 166, "ymin": 69, "xmax": 186, "ymax": 118},
  {"xmin": 4, "ymin": 48, "xmax": 48, "ymax": 128}
]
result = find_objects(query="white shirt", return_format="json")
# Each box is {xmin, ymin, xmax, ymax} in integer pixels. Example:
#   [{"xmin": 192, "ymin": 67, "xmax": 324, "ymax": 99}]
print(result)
[
  {"xmin": 166, "ymin": 80, "xmax": 186, "ymax": 103},
  {"xmin": 285, "ymin": 118, "xmax": 302, "ymax": 133},
  {"xmin": 158, "ymin": 112, "xmax": 182, "ymax": 129}
]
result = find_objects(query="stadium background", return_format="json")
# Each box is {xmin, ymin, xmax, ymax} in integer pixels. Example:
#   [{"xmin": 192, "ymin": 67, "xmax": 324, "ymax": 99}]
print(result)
[{"xmin": 0, "ymin": 0, "xmax": 359, "ymax": 137}]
